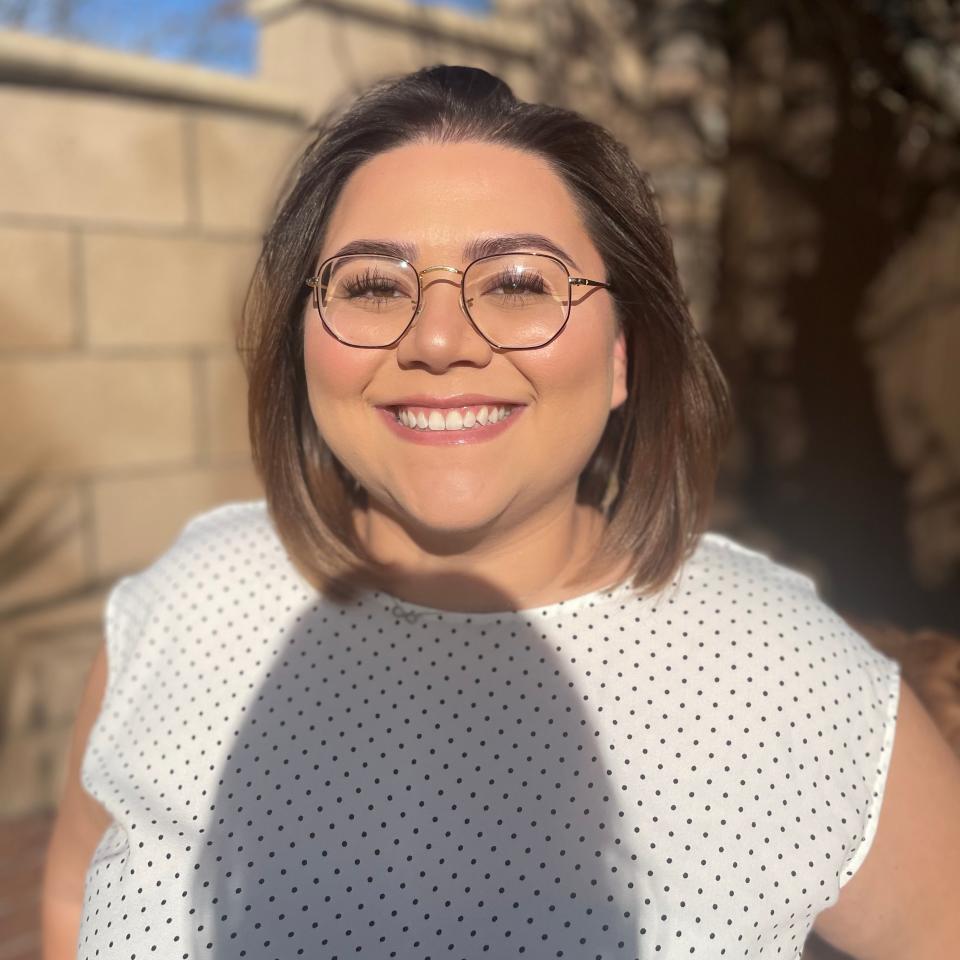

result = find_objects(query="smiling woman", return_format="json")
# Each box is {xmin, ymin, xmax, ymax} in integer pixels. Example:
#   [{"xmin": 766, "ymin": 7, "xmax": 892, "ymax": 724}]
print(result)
[
  {"xmin": 45, "ymin": 64, "xmax": 960, "ymax": 960},
  {"xmin": 241, "ymin": 67, "xmax": 732, "ymax": 612}
]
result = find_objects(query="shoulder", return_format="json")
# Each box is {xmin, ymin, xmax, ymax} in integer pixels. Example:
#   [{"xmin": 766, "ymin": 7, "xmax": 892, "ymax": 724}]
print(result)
[
  {"xmin": 102, "ymin": 498, "xmax": 283, "ymax": 638},
  {"xmin": 96, "ymin": 498, "xmax": 298, "ymax": 694},
  {"xmin": 132, "ymin": 498, "xmax": 276, "ymax": 580},
  {"xmin": 682, "ymin": 532, "xmax": 876, "ymax": 645},
  {"xmin": 682, "ymin": 530, "xmax": 900, "ymax": 679},
  {"xmin": 681, "ymin": 534, "xmax": 909, "ymax": 899},
  {"xmin": 165, "ymin": 498, "xmax": 274, "ymax": 553},
  {"xmin": 685, "ymin": 530, "xmax": 819, "ymax": 597}
]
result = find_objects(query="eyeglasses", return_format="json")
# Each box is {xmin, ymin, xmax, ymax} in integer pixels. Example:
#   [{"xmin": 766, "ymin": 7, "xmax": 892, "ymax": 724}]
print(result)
[{"xmin": 304, "ymin": 251, "xmax": 612, "ymax": 350}]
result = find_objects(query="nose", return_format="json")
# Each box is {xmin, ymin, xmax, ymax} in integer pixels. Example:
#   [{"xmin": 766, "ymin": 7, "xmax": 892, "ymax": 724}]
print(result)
[{"xmin": 394, "ymin": 268, "xmax": 493, "ymax": 372}]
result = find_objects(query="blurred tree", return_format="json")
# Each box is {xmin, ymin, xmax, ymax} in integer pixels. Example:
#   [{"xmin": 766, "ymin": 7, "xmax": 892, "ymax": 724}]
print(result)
[
  {"xmin": 527, "ymin": 0, "xmax": 960, "ymax": 630},
  {"xmin": 710, "ymin": 0, "xmax": 960, "ymax": 630}
]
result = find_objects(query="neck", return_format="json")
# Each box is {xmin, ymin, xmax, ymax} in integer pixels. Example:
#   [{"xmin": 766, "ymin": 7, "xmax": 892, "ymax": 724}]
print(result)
[{"xmin": 350, "ymin": 493, "xmax": 632, "ymax": 614}]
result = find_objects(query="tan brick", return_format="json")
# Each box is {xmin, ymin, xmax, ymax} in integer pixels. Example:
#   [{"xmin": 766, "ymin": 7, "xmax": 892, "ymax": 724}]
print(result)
[
  {"xmin": 0, "ymin": 227, "xmax": 76, "ymax": 350},
  {"xmin": 0, "ymin": 88, "xmax": 188, "ymax": 224},
  {"xmin": 205, "ymin": 351, "xmax": 251, "ymax": 461},
  {"xmin": 257, "ymin": 9, "xmax": 381, "ymax": 118},
  {"xmin": 92, "ymin": 465, "xmax": 262, "ymax": 575},
  {"xmin": 257, "ymin": 3, "xmax": 536, "ymax": 117},
  {"xmin": 194, "ymin": 111, "xmax": 305, "ymax": 232},
  {"xmin": 85, "ymin": 234, "xmax": 259, "ymax": 347},
  {"xmin": 497, "ymin": 61, "xmax": 539, "ymax": 102},
  {"xmin": 0, "ymin": 356, "xmax": 195, "ymax": 475},
  {"xmin": 0, "ymin": 480, "xmax": 88, "ymax": 614}
]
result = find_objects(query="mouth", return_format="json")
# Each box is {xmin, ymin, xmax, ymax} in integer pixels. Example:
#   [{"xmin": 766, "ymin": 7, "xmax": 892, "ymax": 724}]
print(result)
[
  {"xmin": 387, "ymin": 402, "xmax": 521, "ymax": 433},
  {"xmin": 376, "ymin": 402, "xmax": 526, "ymax": 444}
]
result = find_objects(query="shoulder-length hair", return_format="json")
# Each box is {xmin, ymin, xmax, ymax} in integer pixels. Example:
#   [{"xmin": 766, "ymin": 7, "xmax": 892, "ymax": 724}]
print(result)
[{"xmin": 239, "ymin": 64, "xmax": 732, "ymax": 603}]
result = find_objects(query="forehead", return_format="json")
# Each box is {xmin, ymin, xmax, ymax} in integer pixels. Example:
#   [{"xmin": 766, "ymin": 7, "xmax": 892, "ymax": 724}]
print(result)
[{"xmin": 322, "ymin": 140, "xmax": 593, "ymax": 263}]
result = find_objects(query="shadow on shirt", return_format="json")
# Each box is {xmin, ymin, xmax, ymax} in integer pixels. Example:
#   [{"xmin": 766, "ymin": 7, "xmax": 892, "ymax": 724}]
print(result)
[{"xmin": 190, "ymin": 570, "xmax": 646, "ymax": 958}]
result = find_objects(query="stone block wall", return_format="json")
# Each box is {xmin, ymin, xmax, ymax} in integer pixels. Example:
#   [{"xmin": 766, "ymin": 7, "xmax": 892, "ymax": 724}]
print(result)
[
  {"xmin": 0, "ymin": 38, "xmax": 309, "ymax": 817},
  {"xmin": 252, "ymin": 0, "xmax": 540, "ymax": 117},
  {"xmin": 0, "ymin": 91, "xmax": 305, "ymax": 598}
]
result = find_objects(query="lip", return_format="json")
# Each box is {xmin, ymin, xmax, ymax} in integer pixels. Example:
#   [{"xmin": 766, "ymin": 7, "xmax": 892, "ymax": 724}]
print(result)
[
  {"xmin": 376, "ymin": 394, "xmax": 527, "ymax": 409},
  {"xmin": 376, "ymin": 404, "xmax": 525, "ymax": 445}
]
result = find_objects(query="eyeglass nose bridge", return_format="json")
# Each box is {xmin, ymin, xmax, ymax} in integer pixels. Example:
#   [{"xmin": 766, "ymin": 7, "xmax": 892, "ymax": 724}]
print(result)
[{"xmin": 412, "ymin": 263, "xmax": 469, "ymax": 320}]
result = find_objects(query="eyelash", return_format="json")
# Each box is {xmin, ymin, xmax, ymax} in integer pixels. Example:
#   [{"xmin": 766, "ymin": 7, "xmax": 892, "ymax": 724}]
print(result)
[
  {"xmin": 484, "ymin": 271, "xmax": 546, "ymax": 295},
  {"xmin": 342, "ymin": 268, "xmax": 401, "ymax": 298},
  {"xmin": 342, "ymin": 269, "xmax": 547, "ymax": 298}
]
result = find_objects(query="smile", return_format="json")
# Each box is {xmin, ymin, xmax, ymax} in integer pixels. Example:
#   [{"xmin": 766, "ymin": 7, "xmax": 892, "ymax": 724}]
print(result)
[
  {"xmin": 394, "ymin": 404, "xmax": 516, "ymax": 432},
  {"xmin": 377, "ymin": 404, "xmax": 525, "ymax": 445}
]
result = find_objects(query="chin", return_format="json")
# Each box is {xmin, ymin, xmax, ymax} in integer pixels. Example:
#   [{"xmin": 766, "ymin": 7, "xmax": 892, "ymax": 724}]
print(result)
[
  {"xmin": 408, "ymin": 507, "xmax": 502, "ymax": 537},
  {"xmin": 383, "ymin": 479, "xmax": 511, "ymax": 534}
]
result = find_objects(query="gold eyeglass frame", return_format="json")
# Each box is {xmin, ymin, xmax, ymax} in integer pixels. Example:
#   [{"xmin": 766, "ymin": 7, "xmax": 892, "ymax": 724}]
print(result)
[{"xmin": 304, "ymin": 251, "xmax": 613, "ymax": 351}]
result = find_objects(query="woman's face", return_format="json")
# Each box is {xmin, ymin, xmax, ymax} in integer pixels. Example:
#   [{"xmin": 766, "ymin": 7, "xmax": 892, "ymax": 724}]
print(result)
[{"xmin": 303, "ymin": 140, "xmax": 628, "ymax": 537}]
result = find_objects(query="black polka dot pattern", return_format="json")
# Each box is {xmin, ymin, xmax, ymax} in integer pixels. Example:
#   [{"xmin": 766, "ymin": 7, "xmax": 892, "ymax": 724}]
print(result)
[{"xmin": 78, "ymin": 501, "xmax": 900, "ymax": 959}]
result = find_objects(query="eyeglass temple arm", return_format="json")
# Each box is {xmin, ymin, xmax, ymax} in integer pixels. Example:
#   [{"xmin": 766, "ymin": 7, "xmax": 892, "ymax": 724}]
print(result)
[{"xmin": 570, "ymin": 277, "xmax": 612, "ymax": 289}]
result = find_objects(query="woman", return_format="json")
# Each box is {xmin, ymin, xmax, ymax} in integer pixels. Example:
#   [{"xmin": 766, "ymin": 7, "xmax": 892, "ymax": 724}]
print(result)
[{"xmin": 44, "ymin": 65, "xmax": 960, "ymax": 959}]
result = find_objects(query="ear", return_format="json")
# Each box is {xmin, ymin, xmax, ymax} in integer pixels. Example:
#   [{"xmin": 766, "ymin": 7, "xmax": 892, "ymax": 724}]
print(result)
[{"xmin": 610, "ymin": 323, "xmax": 628, "ymax": 412}]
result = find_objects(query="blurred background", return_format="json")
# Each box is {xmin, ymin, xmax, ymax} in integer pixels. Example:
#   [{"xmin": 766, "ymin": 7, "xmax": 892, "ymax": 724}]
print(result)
[{"xmin": 1, "ymin": 1, "xmax": 958, "ymax": 958}]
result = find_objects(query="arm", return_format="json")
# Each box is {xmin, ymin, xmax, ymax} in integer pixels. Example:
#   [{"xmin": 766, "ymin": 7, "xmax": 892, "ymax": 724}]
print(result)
[
  {"xmin": 812, "ymin": 677, "xmax": 960, "ymax": 959},
  {"xmin": 41, "ymin": 640, "xmax": 114, "ymax": 960}
]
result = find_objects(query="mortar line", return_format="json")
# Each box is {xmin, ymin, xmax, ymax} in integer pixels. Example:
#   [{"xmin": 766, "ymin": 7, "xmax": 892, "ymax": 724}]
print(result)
[
  {"xmin": 192, "ymin": 349, "xmax": 210, "ymax": 466},
  {"xmin": 71, "ymin": 227, "xmax": 88, "ymax": 349},
  {"xmin": 181, "ymin": 108, "xmax": 203, "ymax": 230}
]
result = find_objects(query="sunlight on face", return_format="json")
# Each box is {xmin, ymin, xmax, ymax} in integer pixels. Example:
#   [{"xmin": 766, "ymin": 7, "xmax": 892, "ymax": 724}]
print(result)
[{"xmin": 303, "ymin": 140, "xmax": 627, "ymax": 536}]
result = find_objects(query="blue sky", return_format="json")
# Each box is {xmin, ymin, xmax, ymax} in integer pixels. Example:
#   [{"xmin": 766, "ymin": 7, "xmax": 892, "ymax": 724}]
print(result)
[{"xmin": 2, "ymin": 0, "xmax": 492, "ymax": 74}]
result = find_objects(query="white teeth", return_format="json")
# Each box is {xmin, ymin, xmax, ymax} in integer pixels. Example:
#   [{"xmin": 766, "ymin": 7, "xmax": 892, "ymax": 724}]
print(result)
[{"xmin": 394, "ymin": 405, "xmax": 515, "ymax": 431}]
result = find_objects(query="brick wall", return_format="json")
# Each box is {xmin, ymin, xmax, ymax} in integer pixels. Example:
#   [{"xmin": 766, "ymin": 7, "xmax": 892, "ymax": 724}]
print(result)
[
  {"xmin": 0, "ymin": 39, "xmax": 309, "ymax": 818},
  {"xmin": 0, "ymin": 0, "xmax": 544, "ymax": 819}
]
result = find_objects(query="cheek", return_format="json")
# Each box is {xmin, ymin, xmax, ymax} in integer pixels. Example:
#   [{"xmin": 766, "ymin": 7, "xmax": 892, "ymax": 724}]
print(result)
[
  {"xmin": 533, "ymin": 318, "xmax": 618, "ymax": 416},
  {"xmin": 303, "ymin": 316, "xmax": 375, "ymax": 426}
]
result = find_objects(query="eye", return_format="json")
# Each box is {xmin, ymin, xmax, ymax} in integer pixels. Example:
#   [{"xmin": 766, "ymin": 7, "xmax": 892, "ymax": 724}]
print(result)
[
  {"xmin": 483, "ymin": 270, "xmax": 547, "ymax": 296},
  {"xmin": 342, "ymin": 268, "xmax": 406, "ymax": 299}
]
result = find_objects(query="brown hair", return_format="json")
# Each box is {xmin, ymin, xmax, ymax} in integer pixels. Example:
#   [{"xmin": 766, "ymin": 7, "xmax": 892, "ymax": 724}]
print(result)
[{"xmin": 239, "ymin": 64, "xmax": 732, "ymax": 603}]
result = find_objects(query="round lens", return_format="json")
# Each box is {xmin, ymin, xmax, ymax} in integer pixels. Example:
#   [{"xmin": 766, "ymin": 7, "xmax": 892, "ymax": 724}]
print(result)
[
  {"xmin": 318, "ymin": 255, "xmax": 418, "ymax": 347},
  {"xmin": 463, "ymin": 254, "xmax": 569, "ymax": 348}
]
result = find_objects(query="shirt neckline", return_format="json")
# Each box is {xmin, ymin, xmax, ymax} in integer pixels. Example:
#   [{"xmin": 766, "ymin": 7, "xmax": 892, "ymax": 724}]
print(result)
[{"xmin": 367, "ymin": 570, "xmax": 640, "ymax": 622}]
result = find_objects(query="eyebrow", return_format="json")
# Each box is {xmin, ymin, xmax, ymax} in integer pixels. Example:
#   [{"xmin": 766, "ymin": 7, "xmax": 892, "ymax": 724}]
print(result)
[{"xmin": 326, "ymin": 233, "xmax": 582, "ymax": 272}]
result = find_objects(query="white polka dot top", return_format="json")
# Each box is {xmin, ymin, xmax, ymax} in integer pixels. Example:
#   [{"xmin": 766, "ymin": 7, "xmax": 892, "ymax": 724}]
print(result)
[{"xmin": 78, "ymin": 500, "xmax": 900, "ymax": 960}]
